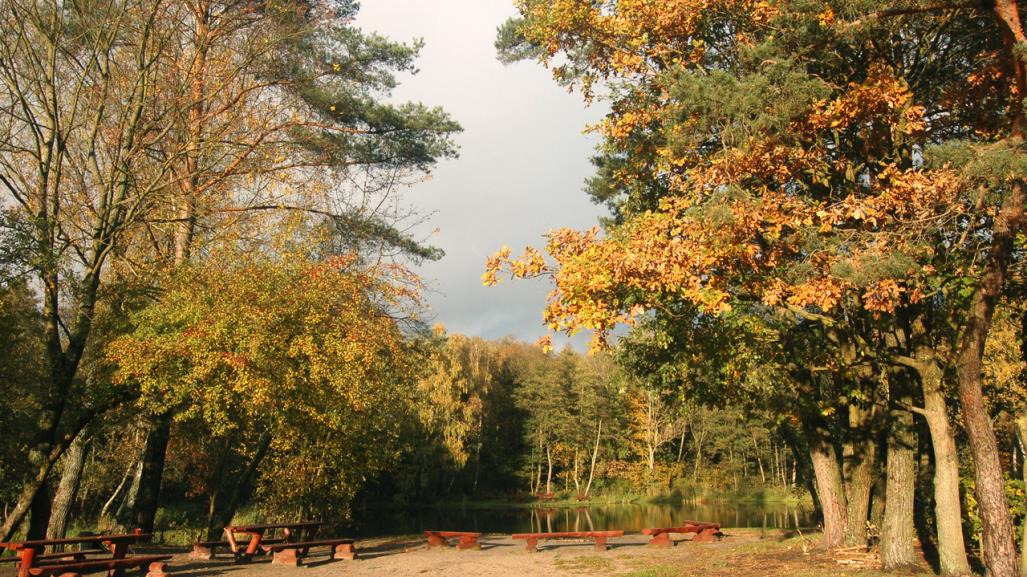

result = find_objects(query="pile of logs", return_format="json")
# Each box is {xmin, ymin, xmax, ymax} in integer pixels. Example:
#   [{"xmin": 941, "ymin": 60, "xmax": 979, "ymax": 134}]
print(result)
[{"xmin": 832, "ymin": 546, "xmax": 881, "ymax": 569}]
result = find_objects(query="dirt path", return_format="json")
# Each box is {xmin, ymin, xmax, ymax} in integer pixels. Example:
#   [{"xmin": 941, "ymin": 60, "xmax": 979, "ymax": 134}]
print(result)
[{"xmin": 0, "ymin": 530, "xmax": 927, "ymax": 577}]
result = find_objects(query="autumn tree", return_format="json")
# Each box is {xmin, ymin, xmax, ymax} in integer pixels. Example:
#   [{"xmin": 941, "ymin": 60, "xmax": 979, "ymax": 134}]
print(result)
[
  {"xmin": 108, "ymin": 243, "xmax": 421, "ymax": 524},
  {"xmin": 0, "ymin": 0, "xmax": 176, "ymax": 540},
  {"xmin": 120, "ymin": 0, "xmax": 460, "ymax": 531},
  {"xmin": 490, "ymin": 2, "xmax": 1024, "ymax": 573}
]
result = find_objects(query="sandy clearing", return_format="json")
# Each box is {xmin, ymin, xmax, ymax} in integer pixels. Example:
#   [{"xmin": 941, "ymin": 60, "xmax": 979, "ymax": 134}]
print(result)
[{"xmin": 1, "ymin": 530, "xmax": 879, "ymax": 577}]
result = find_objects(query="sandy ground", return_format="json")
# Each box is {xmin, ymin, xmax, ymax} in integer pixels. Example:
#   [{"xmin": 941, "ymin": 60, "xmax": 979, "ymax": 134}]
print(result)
[{"xmin": 1, "ymin": 530, "xmax": 925, "ymax": 577}]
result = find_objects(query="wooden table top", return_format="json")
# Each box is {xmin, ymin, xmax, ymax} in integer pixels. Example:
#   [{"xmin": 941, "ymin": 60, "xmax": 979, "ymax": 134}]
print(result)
[
  {"xmin": 225, "ymin": 522, "xmax": 320, "ymax": 532},
  {"xmin": 0, "ymin": 533, "xmax": 152, "ymax": 550}
]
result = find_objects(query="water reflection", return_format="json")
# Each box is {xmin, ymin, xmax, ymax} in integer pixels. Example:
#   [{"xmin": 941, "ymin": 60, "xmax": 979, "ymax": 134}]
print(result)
[{"xmin": 352, "ymin": 501, "xmax": 812, "ymax": 538}]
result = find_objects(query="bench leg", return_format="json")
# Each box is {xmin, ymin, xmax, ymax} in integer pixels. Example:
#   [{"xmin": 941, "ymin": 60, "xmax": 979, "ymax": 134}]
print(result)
[
  {"xmin": 426, "ymin": 534, "xmax": 447, "ymax": 548},
  {"xmin": 693, "ymin": 528, "xmax": 720, "ymax": 543},
  {"xmin": 647, "ymin": 533, "xmax": 672, "ymax": 548},
  {"xmin": 524, "ymin": 538, "xmax": 538, "ymax": 553},
  {"xmin": 146, "ymin": 561, "xmax": 168, "ymax": 577},
  {"xmin": 190, "ymin": 544, "xmax": 215, "ymax": 559},
  {"xmin": 333, "ymin": 543, "xmax": 357, "ymax": 560},
  {"xmin": 456, "ymin": 536, "xmax": 480, "ymax": 551},
  {"xmin": 594, "ymin": 536, "xmax": 608, "ymax": 551},
  {"xmin": 272, "ymin": 548, "xmax": 301, "ymax": 566}
]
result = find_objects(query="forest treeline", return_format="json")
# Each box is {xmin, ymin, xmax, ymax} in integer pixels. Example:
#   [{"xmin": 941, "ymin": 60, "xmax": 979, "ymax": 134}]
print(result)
[{"xmin": 484, "ymin": 1, "xmax": 1027, "ymax": 577}]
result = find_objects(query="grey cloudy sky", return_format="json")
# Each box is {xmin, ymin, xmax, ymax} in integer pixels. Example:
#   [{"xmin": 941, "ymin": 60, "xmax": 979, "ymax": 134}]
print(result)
[{"xmin": 355, "ymin": 1, "xmax": 608, "ymax": 348}]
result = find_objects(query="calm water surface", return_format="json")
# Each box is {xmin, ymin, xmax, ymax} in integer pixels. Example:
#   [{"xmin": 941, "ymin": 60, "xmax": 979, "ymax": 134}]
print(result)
[{"xmin": 352, "ymin": 501, "xmax": 812, "ymax": 538}]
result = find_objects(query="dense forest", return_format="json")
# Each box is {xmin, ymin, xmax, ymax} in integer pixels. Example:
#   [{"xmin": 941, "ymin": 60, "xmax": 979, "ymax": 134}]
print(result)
[{"xmin": 1, "ymin": 1, "xmax": 1027, "ymax": 577}]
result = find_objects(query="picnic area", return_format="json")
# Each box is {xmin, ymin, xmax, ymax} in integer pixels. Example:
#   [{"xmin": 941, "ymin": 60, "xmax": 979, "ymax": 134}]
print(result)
[
  {"xmin": 1, "ymin": 0, "xmax": 1026, "ymax": 577},
  {"xmin": 0, "ymin": 528, "xmax": 916, "ymax": 577}
]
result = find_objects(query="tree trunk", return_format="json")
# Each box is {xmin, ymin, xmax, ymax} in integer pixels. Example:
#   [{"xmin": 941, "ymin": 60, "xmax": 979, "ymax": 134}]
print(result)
[
  {"xmin": 131, "ymin": 2, "xmax": 213, "ymax": 540},
  {"xmin": 0, "ymin": 411, "xmax": 93, "ymax": 542},
  {"xmin": 209, "ymin": 432, "xmax": 272, "ymax": 539},
  {"xmin": 677, "ymin": 422, "xmax": 686, "ymax": 463},
  {"xmin": 753, "ymin": 432, "xmax": 767, "ymax": 485},
  {"xmin": 47, "ymin": 433, "xmax": 89, "ymax": 542},
  {"xmin": 844, "ymin": 404, "xmax": 876, "ymax": 547},
  {"xmin": 584, "ymin": 419, "xmax": 602, "ymax": 497},
  {"xmin": 954, "ymin": 176, "xmax": 1022, "ymax": 577},
  {"xmin": 1015, "ymin": 415, "xmax": 1027, "ymax": 577},
  {"xmin": 545, "ymin": 445, "xmax": 553, "ymax": 494},
  {"xmin": 572, "ymin": 448, "xmax": 581, "ymax": 494},
  {"xmin": 881, "ymin": 377, "xmax": 917, "ymax": 569},
  {"xmin": 129, "ymin": 413, "xmax": 172, "ymax": 532},
  {"xmin": 806, "ymin": 421, "xmax": 848, "ymax": 548},
  {"xmin": 920, "ymin": 362, "xmax": 973, "ymax": 576}
]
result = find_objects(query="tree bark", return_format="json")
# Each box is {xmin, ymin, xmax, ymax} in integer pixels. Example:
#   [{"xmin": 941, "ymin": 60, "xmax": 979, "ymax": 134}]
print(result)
[
  {"xmin": 545, "ymin": 444, "xmax": 553, "ymax": 494},
  {"xmin": 129, "ymin": 413, "xmax": 172, "ymax": 532},
  {"xmin": 1015, "ymin": 415, "xmax": 1027, "ymax": 577},
  {"xmin": 131, "ymin": 0, "xmax": 212, "ymax": 536},
  {"xmin": 844, "ymin": 403, "xmax": 876, "ymax": 547},
  {"xmin": 583, "ymin": 419, "xmax": 602, "ymax": 497},
  {"xmin": 953, "ymin": 178, "xmax": 1023, "ymax": 577},
  {"xmin": 208, "ymin": 432, "xmax": 272, "ymax": 539},
  {"xmin": 920, "ymin": 362, "xmax": 973, "ymax": 575},
  {"xmin": 47, "ymin": 433, "xmax": 89, "ymax": 542},
  {"xmin": 898, "ymin": 311, "xmax": 973, "ymax": 575},
  {"xmin": 881, "ymin": 377, "xmax": 917, "ymax": 569},
  {"xmin": 805, "ymin": 420, "xmax": 848, "ymax": 548}
]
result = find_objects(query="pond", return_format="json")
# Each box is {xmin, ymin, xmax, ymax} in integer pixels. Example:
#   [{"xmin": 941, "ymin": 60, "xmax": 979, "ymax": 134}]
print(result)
[{"xmin": 350, "ymin": 501, "xmax": 813, "ymax": 538}]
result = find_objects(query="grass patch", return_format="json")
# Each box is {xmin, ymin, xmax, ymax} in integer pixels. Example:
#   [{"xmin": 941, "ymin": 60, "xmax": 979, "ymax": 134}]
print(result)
[
  {"xmin": 615, "ymin": 564, "xmax": 684, "ymax": 577},
  {"xmin": 554, "ymin": 555, "xmax": 615, "ymax": 573}
]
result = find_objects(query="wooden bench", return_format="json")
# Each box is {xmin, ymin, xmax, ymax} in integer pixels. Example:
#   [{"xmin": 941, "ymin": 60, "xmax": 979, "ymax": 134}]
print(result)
[
  {"xmin": 189, "ymin": 538, "xmax": 283, "ymax": 559},
  {"xmin": 26, "ymin": 554, "xmax": 171, "ymax": 577},
  {"xmin": 642, "ymin": 522, "xmax": 722, "ymax": 547},
  {"xmin": 0, "ymin": 550, "xmax": 107, "ymax": 564},
  {"xmin": 511, "ymin": 531, "xmax": 624, "ymax": 552},
  {"xmin": 424, "ymin": 531, "xmax": 481, "ymax": 550},
  {"xmin": 533, "ymin": 492, "xmax": 556, "ymax": 501},
  {"xmin": 268, "ymin": 539, "xmax": 356, "ymax": 566}
]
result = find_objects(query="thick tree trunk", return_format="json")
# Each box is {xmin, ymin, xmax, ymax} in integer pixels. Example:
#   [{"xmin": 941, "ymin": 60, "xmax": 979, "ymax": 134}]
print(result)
[
  {"xmin": 900, "ymin": 311, "xmax": 973, "ymax": 575},
  {"xmin": 806, "ymin": 421, "xmax": 848, "ymax": 548},
  {"xmin": 27, "ymin": 480, "xmax": 51, "ymax": 540},
  {"xmin": 1015, "ymin": 415, "xmax": 1027, "ymax": 577},
  {"xmin": 0, "ymin": 411, "xmax": 93, "ymax": 542},
  {"xmin": 920, "ymin": 363, "xmax": 973, "ymax": 576},
  {"xmin": 844, "ymin": 404, "xmax": 876, "ymax": 547},
  {"xmin": 954, "ymin": 178, "xmax": 1022, "ymax": 577},
  {"xmin": 881, "ymin": 378, "xmax": 917, "ymax": 569},
  {"xmin": 130, "ymin": 413, "xmax": 172, "ymax": 532},
  {"xmin": 132, "ymin": 2, "xmax": 213, "ymax": 540},
  {"xmin": 208, "ymin": 432, "xmax": 272, "ymax": 539},
  {"xmin": 47, "ymin": 433, "xmax": 89, "ymax": 542}
]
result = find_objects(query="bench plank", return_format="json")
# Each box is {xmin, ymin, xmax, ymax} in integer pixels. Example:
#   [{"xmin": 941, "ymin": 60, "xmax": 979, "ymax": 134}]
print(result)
[
  {"xmin": 642, "ymin": 523, "xmax": 722, "ymax": 547},
  {"xmin": 511, "ymin": 531, "xmax": 623, "ymax": 553},
  {"xmin": 268, "ymin": 538, "xmax": 357, "ymax": 565},
  {"xmin": 0, "ymin": 550, "xmax": 107, "ymax": 564},
  {"xmin": 190, "ymin": 538, "xmax": 284, "ymax": 559},
  {"xmin": 424, "ymin": 531, "xmax": 481, "ymax": 550},
  {"xmin": 27, "ymin": 554, "xmax": 171, "ymax": 577}
]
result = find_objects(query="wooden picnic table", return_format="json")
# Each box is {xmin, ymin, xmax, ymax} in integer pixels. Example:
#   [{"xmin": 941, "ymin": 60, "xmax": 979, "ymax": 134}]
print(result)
[
  {"xmin": 642, "ymin": 521, "xmax": 722, "ymax": 546},
  {"xmin": 223, "ymin": 521, "xmax": 321, "ymax": 560},
  {"xmin": 0, "ymin": 531, "xmax": 154, "ymax": 577}
]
